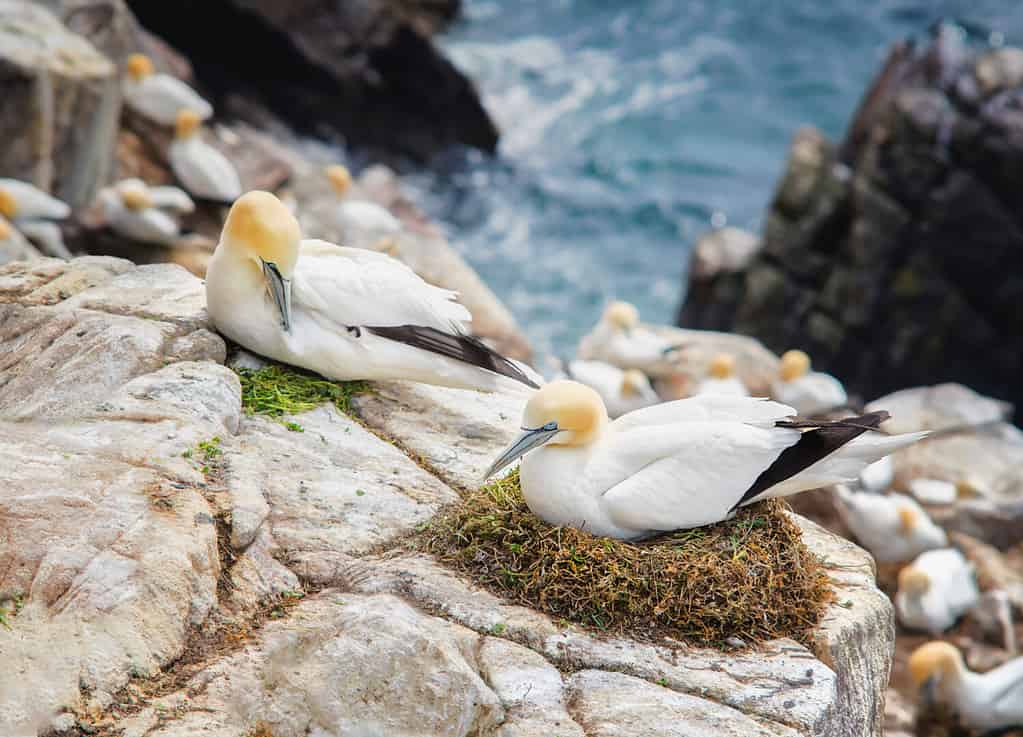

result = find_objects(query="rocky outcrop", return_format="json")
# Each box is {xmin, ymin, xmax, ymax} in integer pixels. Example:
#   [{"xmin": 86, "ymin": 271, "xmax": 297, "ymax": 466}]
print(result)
[
  {"xmin": 0, "ymin": 1, "xmax": 120, "ymax": 207},
  {"xmin": 126, "ymin": 0, "xmax": 498, "ymax": 161},
  {"xmin": 0, "ymin": 256, "xmax": 896, "ymax": 737},
  {"xmin": 677, "ymin": 33, "xmax": 1023, "ymax": 418}
]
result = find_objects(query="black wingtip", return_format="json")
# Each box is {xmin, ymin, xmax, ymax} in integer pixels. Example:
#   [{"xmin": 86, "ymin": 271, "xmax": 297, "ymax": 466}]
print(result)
[{"xmin": 366, "ymin": 324, "xmax": 539, "ymax": 389}]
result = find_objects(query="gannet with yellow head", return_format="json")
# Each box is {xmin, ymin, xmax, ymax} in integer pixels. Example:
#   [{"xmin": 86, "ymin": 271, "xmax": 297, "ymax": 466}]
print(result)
[
  {"xmin": 772, "ymin": 349, "xmax": 847, "ymax": 417},
  {"xmin": 168, "ymin": 110, "xmax": 243, "ymax": 203},
  {"xmin": 122, "ymin": 52, "xmax": 213, "ymax": 126},
  {"xmin": 895, "ymin": 548, "xmax": 979, "ymax": 634},
  {"xmin": 0, "ymin": 179, "xmax": 71, "ymax": 258},
  {"xmin": 577, "ymin": 300, "xmax": 685, "ymax": 377},
  {"xmin": 834, "ymin": 485, "xmax": 947, "ymax": 562},
  {"xmin": 909, "ymin": 641, "xmax": 1023, "ymax": 731},
  {"xmin": 561, "ymin": 360, "xmax": 660, "ymax": 418},
  {"xmin": 323, "ymin": 164, "xmax": 402, "ymax": 250},
  {"xmin": 97, "ymin": 179, "xmax": 190, "ymax": 245},
  {"xmin": 483, "ymin": 380, "xmax": 924, "ymax": 539},
  {"xmin": 694, "ymin": 353, "xmax": 750, "ymax": 396},
  {"xmin": 205, "ymin": 191, "xmax": 539, "ymax": 392},
  {"xmin": 0, "ymin": 217, "xmax": 40, "ymax": 264}
]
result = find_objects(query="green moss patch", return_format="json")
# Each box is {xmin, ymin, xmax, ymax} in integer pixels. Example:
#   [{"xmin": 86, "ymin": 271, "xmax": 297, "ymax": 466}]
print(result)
[
  {"xmin": 235, "ymin": 364, "xmax": 369, "ymax": 418},
  {"xmin": 419, "ymin": 470, "xmax": 832, "ymax": 648}
]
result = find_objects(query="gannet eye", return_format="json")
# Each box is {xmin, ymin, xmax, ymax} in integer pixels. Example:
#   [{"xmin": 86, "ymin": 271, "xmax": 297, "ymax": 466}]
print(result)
[{"xmin": 541, "ymin": 421, "xmax": 558, "ymax": 432}]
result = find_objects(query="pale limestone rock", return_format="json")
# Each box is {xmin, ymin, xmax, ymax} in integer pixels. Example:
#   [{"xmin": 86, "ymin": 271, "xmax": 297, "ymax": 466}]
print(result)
[
  {"xmin": 867, "ymin": 383, "xmax": 1013, "ymax": 434},
  {"xmin": 0, "ymin": 255, "xmax": 133, "ymax": 304}
]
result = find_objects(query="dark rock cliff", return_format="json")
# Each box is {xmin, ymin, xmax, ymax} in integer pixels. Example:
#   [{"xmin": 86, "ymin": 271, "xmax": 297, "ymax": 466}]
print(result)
[{"xmin": 678, "ymin": 30, "xmax": 1023, "ymax": 415}]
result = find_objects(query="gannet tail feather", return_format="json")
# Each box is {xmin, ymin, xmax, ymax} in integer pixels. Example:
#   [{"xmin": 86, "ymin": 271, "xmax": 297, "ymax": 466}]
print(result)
[
  {"xmin": 366, "ymin": 324, "xmax": 540, "ymax": 389},
  {"xmin": 733, "ymin": 411, "xmax": 921, "ymax": 510}
]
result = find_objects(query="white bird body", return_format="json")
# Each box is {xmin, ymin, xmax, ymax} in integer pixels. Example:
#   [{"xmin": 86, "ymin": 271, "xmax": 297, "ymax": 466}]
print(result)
[
  {"xmin": 835, "ymin": 486, "xmax": 947, "ymax": 562},
  {"xmin": 169, "ymin": 135, "xmax": 242, "ymax": 202},
  {"xmin": 564, "ymin": 360, "xmax": 660, "ymax": 418},
  {"xmin": 98, "ymin": 187, "xmax": 181, "ymax": 245},
  {"xmin": 206, "ymin": 192, "xmax": 539, "ymax": 394},
  {"xmin": 0, "ymin": 178, "xmax": 70, "ymax": 221},
  {"xmin": 332, "ymin": 200, "xmax": 401, "ymax": 247},
  {"xmin": 896, "ymin": 548, "xmax": 979, "ymax": 634},
  {"xmin": 487, "ymin": 382, "xmax": 926, "ymax": 540},
  {"xmin": 695, "ymin": 376, "xmax": 749, "ymax": 397},
  {"xmin": 148, "ymin": 185, "xmax": 195, "ymax": 214},
  {"xmin": 773, "ymin": 372, "xmax": 847, "ymax": 416},
  {"xmin": 859, "ymin": 456, "xmax": 894, "ymax": 492},
  {"xmin": 123, "ymin": 73, "xmax": 212, "ymax": 127},
  {"xmin": 577, "ymin": 302, "xmax": 681, "ymax": 377},
  {"xmin": 910, "ymin": 642, "xmax": 1023, "ymax": 731}
]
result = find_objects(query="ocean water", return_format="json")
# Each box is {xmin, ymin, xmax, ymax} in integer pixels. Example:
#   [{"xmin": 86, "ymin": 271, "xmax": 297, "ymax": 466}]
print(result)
[{"xmin": 406, "ymin": 1, "xmax": 1023, "ymax": 359}]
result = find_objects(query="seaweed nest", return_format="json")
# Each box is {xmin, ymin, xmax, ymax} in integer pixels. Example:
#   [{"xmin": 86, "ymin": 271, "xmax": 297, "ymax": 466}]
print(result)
[
  {"xmin": 235, "ymin": 363, "xmax": 369, "ymax": 418},
  {"xmin": 419, "ymin": 470, "xmax": 833, "ymax": 647}
]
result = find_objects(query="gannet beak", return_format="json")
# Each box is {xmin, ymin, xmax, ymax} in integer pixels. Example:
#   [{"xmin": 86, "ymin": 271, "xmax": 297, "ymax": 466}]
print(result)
[
  {"xmin": 662, "ymin": 342, "xmax": 690, "ymax": 357},
  {"xmin": 261, "ymin": 258, "xmax": 292, "ymax": 333},
  {"xmin": 919, "ymin": 676, "xmax": 938, "ymax": 706},
  {"xmin": 483, "ymin": 423, "xmax": 559, "ymax": 480}
]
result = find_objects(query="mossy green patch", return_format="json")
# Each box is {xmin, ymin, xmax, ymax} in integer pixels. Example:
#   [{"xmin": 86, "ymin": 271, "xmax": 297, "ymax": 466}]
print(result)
[
  {"xmin": 419, "ymin": 470, "xmax": 832, "ymax": 648},
  {"xmin": 235, "ymin": 364, "xmax": 370, "ymax": 418}
]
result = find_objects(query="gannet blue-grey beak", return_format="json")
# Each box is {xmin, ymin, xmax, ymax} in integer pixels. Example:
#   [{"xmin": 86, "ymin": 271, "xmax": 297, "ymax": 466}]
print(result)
[
  {"xmin": 261, "ymin": 258, "xmax": 292, "ymax": 333},
  {"xmin": 483, "ymin": 422, "xmax": 559, "ymax": 480}
]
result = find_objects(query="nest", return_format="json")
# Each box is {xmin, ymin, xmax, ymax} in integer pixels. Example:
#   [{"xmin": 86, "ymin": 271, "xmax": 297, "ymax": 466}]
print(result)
[
  {"xmin": 235, "ymin": 363, "xmax": 369, "ymax": 417},
  {"xmin": 420, "ymin": 470, "xmax": 833, "ymax": 647}
]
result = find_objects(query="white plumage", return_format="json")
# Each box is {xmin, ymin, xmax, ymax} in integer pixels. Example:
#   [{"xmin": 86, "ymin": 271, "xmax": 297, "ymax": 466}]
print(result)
[
  {"xmin": 0, "ymin": 178, "xmax": 71, "ymax": 221},
  {"xmin": 323, "ymin": 164, "xmax": 402, "ymax": 249},
  {"xmin": 772, "ymin": 350, "xmax": 847, "ymax": 416},
  {"xmin": 835, "ymin": 486, "xmax": 947, "ymax": 562},
  {"xmin": 122, "ymin": 53, "xmax": 213, "ymax": 127},
  {"xmin": 169, "ymin": 110, "xmax": 242, "ymax": 202},
  {"xmin": 896, "ymin": 548, "xmax": 979, "ymax": 634},
  {"xmin": 484, "ymin": 381, "xmax": 925, "ymax": 539},
  {"xmin": 562, "ymin": 360, "xmax": 660, "ymax": 418},
  {"xmin": 206, "ymin": 191, "xmax": 539, "ymax": 393},
  {"xmin": 97, "ymin": 180, "xmax": 185, "ymax": 245},
  {"xmin": 147, "ymin": 185, "xmax": 195, "ymax": 214},
  {"xmin": 577, "ymin": 301, "xmax": 683, "ymax": 377},
  {"xmin": 694, "ymin": 353, "xmax": 750, "ymax": 397},
  {"xmin": 858, "ymin": 456, "xmax": 894, "ymax": 492}
]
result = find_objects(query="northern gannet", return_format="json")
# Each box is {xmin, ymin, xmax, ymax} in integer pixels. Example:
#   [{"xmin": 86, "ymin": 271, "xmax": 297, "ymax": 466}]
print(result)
[
  {"xmin": 562, "ymin": 360, "xmax": 660, "ymax": 418},
  {"xmin": 97, "ymin": 179, "xmax": 188, "ymax": 245},
  {"xmin": 0, "ymin": 178, "xmax": 72, "ymax": 258},
  {"xmin": 123, "ymin": 53, "xmax": 213, "ymax": 127},
  {"xmin": 577, "ymin": 301, "xmax": 683, "ymax": 377},
  {"xmin": 858, "ymin": 456, "xmax": 894, "ymax": 492},
  {"xmin": 205, "ymin": 191, "xmax": 539, "ymax": 392},
  {"xmin": 772, "ymin": 350, "xmax": 847, "ymax": 417},
  {"xmin": 834, "ymin": 485, "xmax": 947, "ymax": 562},
  {"xmin": 694, "ymin": 353, "xmax": 750, "ymax": 396},
  {"xmin": 324, "ymin": 165, "xmax": 402, "ymax": 249},
  {"xmin": 483, "ymin": 380, "xmax": 924, "ymax": 539},
  {"xmin": 896, "ymin": 548, "xmax": 979, "ymax": 634},
  {"xmin": 909, "ymin": 641, "xmax": 1023, "ymax": 731},
  {"xmin": 168, "ymin": 110, "xmax": 243, "ymax": 203}
]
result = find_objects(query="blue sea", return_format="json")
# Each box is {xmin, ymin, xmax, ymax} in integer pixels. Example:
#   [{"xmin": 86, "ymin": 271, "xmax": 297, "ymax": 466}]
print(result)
[{"xmin": 406, "ymin": 1, "xmax": 1023, "ymax": 358}]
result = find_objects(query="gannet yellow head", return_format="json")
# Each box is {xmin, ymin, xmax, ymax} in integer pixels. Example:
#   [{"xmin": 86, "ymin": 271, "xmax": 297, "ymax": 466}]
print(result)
[
  {"xmin": 0, "ymin": 188, "xmax": 16, "ymax": 219},
  {"xmin": 620, "ymin": 369, "xmax": 648, "ymax": 398},
  {"xmin": 604, "ymin": 301, "xmax": 639, "ymax": 333},
  {"xmin": 779, "ymin": 349, "xmax": 811, "ymax": 382},
  {"xmin": 118, "ymin": 180, "xmax": 153, "ymax": 211},
  {"xmin": 126, "ymin": 53, "xmax": 154, "ymax": 81},
  {"xmin": 175, "ymin": 109, "xmax": 202, "ymax": 140},
  {"xmin": 897, "ymin": 505, "xmax": 918, "ymax": 535},
  {"xmin": 898, "ymin": 566, "xmax": 931, "ymax": 596},
  {"xmin": 908, "ymin": 641, "xmax": 964, "ymax": 704},
  {"xmin": 326, "ymin": 165, "xmax": 352, "ymax": 196},
  {"xmin": 708, "ymin": 353, "xmax": 736, "ymax": 379},
  {"xmin": 0, "ymin": 218, "xmax": 11, "ymax": 241},
  {"xmin": 484, "ymin": 380, "xmax": 608, "ymax": 479},
  {"xmin": 222, "ymin": 191, "xmax": 302, "ymax": 333}
]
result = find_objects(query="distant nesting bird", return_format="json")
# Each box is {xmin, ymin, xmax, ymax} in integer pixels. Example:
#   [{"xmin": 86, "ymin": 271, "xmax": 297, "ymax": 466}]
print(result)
[
  {"xmin": 483, "ymin": 380, "xmax": 925, "ymax": 539},
  {"xmin": 205, "ymin": 191, "xmax": 539, "ymax": 393},
  {"xmin": 323, "ymin": 164, "xmax": 402, "ymax": 250},
  {"xmin": 98, "ymin": 179, "xmax": 193, "ymax": 245},
  {"xmin": 909, "ymin": 641, "xmax": 1023, "ymax": 731},
  {"xmin": 0, "ymin": 178, "xmax": 72, "ymax": 258},
  {"xmin": 122, "ymin": 53, "xmax": 213, "ymax": 127},
  {"xmin": 835, "ymin": 485, "xmax": 947, "ymax": 562},
  {"xmin": 694, "ymin": 354, "xmax": 749, "ymax": 397},
  {"xmin": 562, "ymin": 360, "xmax": 660, "ymax": 418},
  {"xmin": 896, "ymin": 548, "xmax": 979, "ymax": 634},
  {"xmin": 772, "ymin": 350, "xmax": 847, "ymax": 417},
  {"xmin": 577, "ymin": 301, "xmax": 684, "ymax": 377},
  {"xmin": 858, "ymin": 456, "xmax": 894, "ymax": 492},
  {"xmin": 169, "ymin": 110, "xmax": 243, "ymax": 203}
]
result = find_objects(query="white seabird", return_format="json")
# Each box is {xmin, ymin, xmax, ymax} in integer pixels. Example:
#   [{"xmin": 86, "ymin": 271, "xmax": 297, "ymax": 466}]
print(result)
[
  {"xmin": 772, "ymin": 349, "xmax": 847, "ymax": 417},
  {"xmin": 324, "ymin": 164, "xmax": 402, "ymax": 250},
  {"xmin": 205, "ymin": 191, "xmax": 539, "ymax": 393},
  {"xmin": 909, "ymin": 641, "xmax": 1023, "ymax": 731},
  {"xmin": 169, "ymin": 110, "xmax": 243, "ymax": 203},
  {"xmin": 896, "ymin": 548, "xmax": 980, "ymax": 634},
  {"xmin": 834, "ymin": 485, "xmax": 947, "ymax": 562},
  {"xmin": 562, "ymin": 360, "xmax": 660, "ymax": 418},
  {"xmin": 97, "ymin": 179, "xmax": 188, "ymax": 245},
  {"xmin": 482, "ymin": 380, "xmax": 925, "ymax": 539},
  {"xmin": 122, "ymin": 53, "xmax": 213, "ymax": 127},
  {"xmin": 858, "ymin": 456, "xmax": 894, "ymax": 492},
  {"xmin": 694, "ymin": 353, "xmax": 750, "ymax": 397},
  {"xmin": 576, "ymin": 301, "xmax": 684, "ymax": 377},
  {"xmin": 0, "ymin": 178, "xmax": 72, "ymax": 258}
]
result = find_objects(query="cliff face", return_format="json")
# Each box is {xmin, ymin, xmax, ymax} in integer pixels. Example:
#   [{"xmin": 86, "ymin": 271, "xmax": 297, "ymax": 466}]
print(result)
[{"xmin": 678, "ymin": 33, "xmax": 1023, "ymax": 415}]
